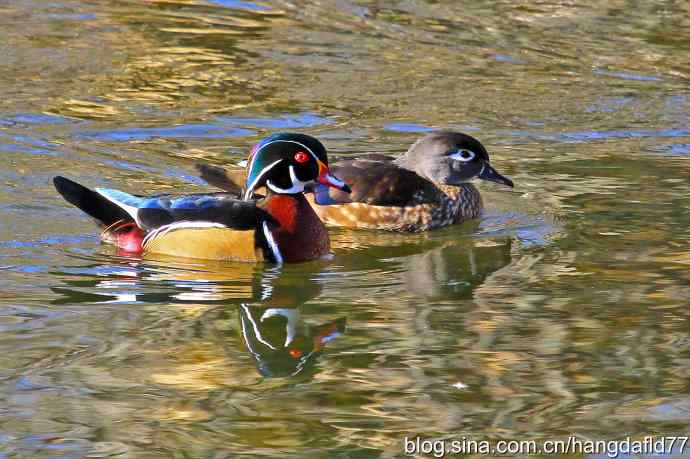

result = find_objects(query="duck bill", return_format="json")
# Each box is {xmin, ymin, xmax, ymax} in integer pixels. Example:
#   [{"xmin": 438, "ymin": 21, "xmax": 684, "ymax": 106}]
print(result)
[
  {"xmin": 478, "ymin": 162, "xmax": 514, "ymax": 188},
  {"xmin": 317, "ymin": 160, "xmax": 351, "ymax": 193}
]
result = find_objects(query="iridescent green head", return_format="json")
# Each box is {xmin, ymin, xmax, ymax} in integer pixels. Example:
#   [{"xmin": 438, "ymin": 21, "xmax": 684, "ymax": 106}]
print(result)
[{"xmin": 244, "ymin": 133, "xmax": 351, "ymax": 199}]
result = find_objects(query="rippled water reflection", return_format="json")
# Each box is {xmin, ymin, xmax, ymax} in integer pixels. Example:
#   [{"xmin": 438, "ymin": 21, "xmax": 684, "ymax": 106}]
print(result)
[{"xmin": 2, "ymin": 0, "xmax": 690, "ymax": 457}]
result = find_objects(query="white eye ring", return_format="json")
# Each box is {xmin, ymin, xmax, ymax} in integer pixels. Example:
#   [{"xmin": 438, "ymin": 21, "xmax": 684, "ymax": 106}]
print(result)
[{"xmin": 450, "ymin": 149, "xmax": 475, "ymax": 162}]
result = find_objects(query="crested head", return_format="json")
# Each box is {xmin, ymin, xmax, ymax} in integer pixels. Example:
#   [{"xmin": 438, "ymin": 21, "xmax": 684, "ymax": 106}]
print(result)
[
  {"xmin": 243, "ymin": 132, "xmax": 350, "ymax": 199},
  {"xmin": 397, "ymin": 131, "xmax": 513, "ymax": 188}
]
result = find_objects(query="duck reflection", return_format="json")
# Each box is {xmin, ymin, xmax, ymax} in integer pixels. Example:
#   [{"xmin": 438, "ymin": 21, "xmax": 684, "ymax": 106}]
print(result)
[
  {"xmin": 330, "ymin": 222, "xmax": 514, "ymax": 301},
  {"xmin": 400, "ymin": 238, "xmax": 513, "ymax": 300},
  {"xmin": 50, "ymin": 228, "xmax": 513, "ymax": 382},
  {"xmin": 207, "ymin": 265, "xmax": 346, "ymax": 378},
  {"xmin": 238, "ymin": 304, "xmax": 345, "ymax": 378},
  {"xmin": 51, "ymin": 256, "xmax": 347, "ymax": 378}
]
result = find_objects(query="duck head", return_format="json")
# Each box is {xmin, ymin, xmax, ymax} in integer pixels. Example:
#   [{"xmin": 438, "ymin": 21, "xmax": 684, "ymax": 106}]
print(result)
[
  {"xmin": 239, "ymin": 305, "xmax": 346, "ymax": 378},
  {"xmin": 397, "ymin": 131, "xmax": 514, "ymax": 188},
  {"xmin": 244, "ymin": 133, "xmax": 351, "ymax": 199}
]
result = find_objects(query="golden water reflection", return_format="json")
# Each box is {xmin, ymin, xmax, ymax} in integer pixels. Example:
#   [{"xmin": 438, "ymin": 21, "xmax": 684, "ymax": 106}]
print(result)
[{"xmin": 2, "ymin": 0, "xmax": 690, "ymax": 457}]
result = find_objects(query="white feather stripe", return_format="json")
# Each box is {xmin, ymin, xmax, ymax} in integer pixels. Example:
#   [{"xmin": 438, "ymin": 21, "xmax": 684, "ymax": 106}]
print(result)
[
  {"xmin": 265, "ymin": 165, "xmax": 307, "ymax": 194},
  {"xmin": 262, "ymin": 221, "xmax": 283, "ymax": 263},
  {"xmin": 251, "ymin": 139, "xmax": 319, "ymax": 164},
  {"xmin": 95, "ymin": 188, "xmax": 141, "ymax": 226},
  {"xmin": 261, "ymin": 308, "xmax": 300, "ymax": 346},
  {"xmin": 244, "ymin": 159, "xmax": 283, "ymax": 199},
  {"xmin": 245, "ymin": 139, "xmax": 321, "ymax": 196},
  {"xmin": 241, "ymin": 305, "xmax": 277, "ymax": 350},
  {"xmin": 142, "ymin": 221, "xmax": 227, "ymax": 248}
]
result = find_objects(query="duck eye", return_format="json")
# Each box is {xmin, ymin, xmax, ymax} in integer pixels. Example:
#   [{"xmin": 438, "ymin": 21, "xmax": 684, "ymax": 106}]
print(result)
[
  {"xmin": 451, "ymin": 149, "xmax": 475, "ymax": 162},
  {"xmin": 294, "ymin": 151, "xmax": 309, "ymax": 163},
  {"xmin": 289, "ymin": 348, "xmax": 303, "ymax": 358}
]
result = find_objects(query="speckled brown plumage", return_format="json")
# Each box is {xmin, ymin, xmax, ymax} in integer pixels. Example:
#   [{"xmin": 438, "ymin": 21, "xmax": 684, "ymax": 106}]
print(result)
[{"xmin": 307, "ymin": 183, "xmax": 482, "ymax": 232}]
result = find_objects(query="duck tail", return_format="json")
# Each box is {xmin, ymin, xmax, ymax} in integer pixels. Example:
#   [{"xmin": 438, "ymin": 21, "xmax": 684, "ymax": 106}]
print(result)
[{"xmin": 53, "ymin": 176, "xmax": 133, "ymax": 227}]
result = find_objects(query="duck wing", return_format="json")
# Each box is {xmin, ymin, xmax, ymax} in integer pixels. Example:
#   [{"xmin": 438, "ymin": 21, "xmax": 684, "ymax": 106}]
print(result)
[
  {"xmin": 315, "ymin": 157, "xmax": 442, "ymax": 207},
  {"xmin": 95, "ymin": 187, "xmax": 279, "ymax": 261},
  {"xmin": 92, "ymin": 188, "xmax": 272, "ymax": 231}
]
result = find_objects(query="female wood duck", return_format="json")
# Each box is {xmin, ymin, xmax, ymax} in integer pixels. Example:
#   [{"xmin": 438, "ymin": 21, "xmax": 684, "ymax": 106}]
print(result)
[
  {"xmin": 197, "ymin": 131, "xmax": 513, "ymax": 232},
  {"xmin": 53, "ymin": 133, "xmax": 351, "ymax": 263}
]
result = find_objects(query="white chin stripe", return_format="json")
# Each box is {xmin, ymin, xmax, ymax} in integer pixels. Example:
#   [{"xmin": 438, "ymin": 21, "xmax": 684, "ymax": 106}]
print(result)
[
  {"xmin": 262, "ymin": 221, "xmax": 283, "ymax": 263},
  {"xmin": 246, "ymin": 139, "xmax": 321, "ymax": 197},
  {"xmin": 265, "ymin": 166, "xmax": 306, "ymax": 194}
]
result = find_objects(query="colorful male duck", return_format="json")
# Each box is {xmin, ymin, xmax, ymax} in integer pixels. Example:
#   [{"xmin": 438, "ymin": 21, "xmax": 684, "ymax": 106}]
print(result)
[
  {"xmin": 53, "ymin": 133, "xmax": 351, "ymax": 262},
  {"xmin": 197, "ymin": 131, "xmax": 514, "ymax": 232}
]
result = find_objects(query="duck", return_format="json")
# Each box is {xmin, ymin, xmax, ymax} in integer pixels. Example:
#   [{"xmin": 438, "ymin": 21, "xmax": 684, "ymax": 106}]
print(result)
[
  {"xmin": 53, "ymin": 133, "xmax": 351, "ymax": 263},
  {"xmin": 196, "ymin": 131, "xmax": 513, "ymax": 232}
]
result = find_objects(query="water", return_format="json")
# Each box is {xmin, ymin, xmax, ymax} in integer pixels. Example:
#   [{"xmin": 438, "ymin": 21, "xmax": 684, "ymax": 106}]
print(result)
[{"xmin": 1, "ymin": 1, "xmax": 690, "ymax": 457}]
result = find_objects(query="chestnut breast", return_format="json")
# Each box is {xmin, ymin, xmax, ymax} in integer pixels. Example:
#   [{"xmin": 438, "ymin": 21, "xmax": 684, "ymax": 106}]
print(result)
[{"xmin": 262, "ymin": 194, "xmax": 331, "ymax": 262}]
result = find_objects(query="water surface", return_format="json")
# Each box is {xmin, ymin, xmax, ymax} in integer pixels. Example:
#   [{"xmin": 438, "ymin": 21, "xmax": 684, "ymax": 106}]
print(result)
[{"xmin": 1, "ymin": 1, "xmax": 690, "ymax": 457}]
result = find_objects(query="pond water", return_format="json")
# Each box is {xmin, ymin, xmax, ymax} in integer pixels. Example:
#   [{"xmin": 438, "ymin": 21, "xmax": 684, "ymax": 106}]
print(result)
[{"xmin": 1, "ymin": 1, "xmax": 690, "ymax": 458}]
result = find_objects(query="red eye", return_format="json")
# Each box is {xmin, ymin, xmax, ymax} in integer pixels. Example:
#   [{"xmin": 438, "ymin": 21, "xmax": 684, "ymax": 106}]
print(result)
[
  {"xmin": 289, "ymin": 348, "xmax": 303, "ymax": 358},
  {"xmin": 294, "ymin": 151, "xmax": 309, "ymax": 163}
]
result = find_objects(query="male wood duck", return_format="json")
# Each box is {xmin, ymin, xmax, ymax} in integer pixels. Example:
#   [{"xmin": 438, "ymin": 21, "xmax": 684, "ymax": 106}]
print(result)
[
  {"xmin": 197, "ymin": 131, "xmax": 514, "ymax": 232},
  {"xmin": 53, "ymin": 133, "xmax": 351, "ymax": 263}
]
